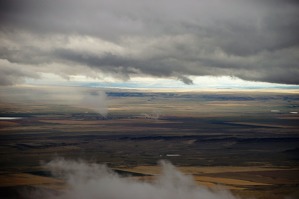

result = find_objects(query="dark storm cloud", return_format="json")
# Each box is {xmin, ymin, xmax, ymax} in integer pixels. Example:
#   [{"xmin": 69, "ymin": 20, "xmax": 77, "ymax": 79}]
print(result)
[
  {"xmin": 0, "ymin": 0, "xmax": 298, "ymax": 85},
  {"xmin": 53, "ymin": 48, "xmax": 193, "ymax": 80},
  {"xmin": 0, "ymin": 59, "xmax": 40, "ymax": 85}
]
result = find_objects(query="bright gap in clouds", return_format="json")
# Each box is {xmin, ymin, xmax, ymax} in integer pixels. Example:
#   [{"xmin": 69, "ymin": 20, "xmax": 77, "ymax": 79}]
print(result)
[{"xmin": 25, "ymin": 73, "xmax": 299, "ymax": 90}]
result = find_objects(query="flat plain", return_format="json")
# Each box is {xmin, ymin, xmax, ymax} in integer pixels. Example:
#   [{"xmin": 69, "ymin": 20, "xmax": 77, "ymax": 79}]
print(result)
[{"xmin": 0, "ymin": 86, "xmax": 298, "ymax": 199}]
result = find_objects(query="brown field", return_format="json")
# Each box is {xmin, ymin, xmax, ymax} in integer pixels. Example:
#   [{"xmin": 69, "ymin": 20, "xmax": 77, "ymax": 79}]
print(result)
[
  {"xmin": 194, "ymin": 176, "xmax": 269, "ymax": 187},
  {"xmin": 226, "ymin": 122, "xmax": 296, "ymax": 128},
  {"xmin": 0, "ymin": 173, "xmax": 64, "ymax": 189},
  {"xmin": 0, "ymin": 121, "xmax": 19, "ymax": 126},
  {"xmin": 206, "ymin": 103, "xmax": 250, "ymax": 107},
  {"xmin": 117, "ymin": 165, "xmax": 299, "ymax": 198},
  {"xmin": 40, "ymin": 120, "xmax": 107, "ymax": 125},
  {"xmin": 121, "ymin": 165, "xmax": 289, "ymax": 175}
]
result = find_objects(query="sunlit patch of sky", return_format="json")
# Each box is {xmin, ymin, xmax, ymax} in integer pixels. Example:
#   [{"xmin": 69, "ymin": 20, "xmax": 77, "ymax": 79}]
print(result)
[{"xmin": 25, "ymin": 73, "xmax": 299, "ymax": 90}]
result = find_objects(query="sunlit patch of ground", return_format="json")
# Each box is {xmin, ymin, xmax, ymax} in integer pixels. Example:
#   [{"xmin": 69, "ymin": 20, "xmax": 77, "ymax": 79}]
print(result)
[
  {"xmin": 0, "ymin": 173, "xmax": 64, "ymax": 189},
  {"xmin": 118, "ymin": 166, "xmax": 299, "ymax": 191},
  {"xmin": 207, "ymin": 103, "xmax": 250, "ymax": 107},
  {"xmin": 225, "ymin": 122, "xmax": 297, "ymax": 128},
  {"xmin": 40, "ymin": 120, "xmax": 107, "ymax": 125},
  {"xmin": 119, "ymin": 165, "xmax": 286, "ymax": 175},
  {"xmin": 193, "ymin": 176, "xmax": 270, "ymax": 187}
]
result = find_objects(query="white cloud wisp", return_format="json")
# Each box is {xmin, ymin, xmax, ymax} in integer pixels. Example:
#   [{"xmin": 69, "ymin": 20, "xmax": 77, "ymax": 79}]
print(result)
[{"xmin": 27, "ymin": 159, "xmax": 239, "ymax": 199}]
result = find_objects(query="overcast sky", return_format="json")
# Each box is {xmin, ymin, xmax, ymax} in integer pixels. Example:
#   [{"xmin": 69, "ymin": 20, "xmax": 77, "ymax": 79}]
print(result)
[{"xmin": 0, "ymin": 0, "xmax": 298, "ymax": 87}]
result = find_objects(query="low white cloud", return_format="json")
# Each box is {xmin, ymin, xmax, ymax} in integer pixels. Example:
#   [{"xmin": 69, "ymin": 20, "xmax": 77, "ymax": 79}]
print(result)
[{"xmin": 27, "ymin": 159, "xmax": 239, "ymax": 199}]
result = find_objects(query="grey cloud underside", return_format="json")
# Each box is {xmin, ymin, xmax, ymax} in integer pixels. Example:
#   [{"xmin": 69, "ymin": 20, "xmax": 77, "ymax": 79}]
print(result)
[{"xmin": 0, "ymin": 0, "xmax": 299, "ymax": 85}]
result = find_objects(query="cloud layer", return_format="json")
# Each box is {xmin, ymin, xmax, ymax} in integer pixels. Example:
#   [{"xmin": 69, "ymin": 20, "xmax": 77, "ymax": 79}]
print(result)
[
  {"xmin": 0, "ymin": 0, "xmax": 299, "ymax": 85},
  {"xmin": 28, "ymin": 159, "xmax": 238, "ymax": 199}
]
